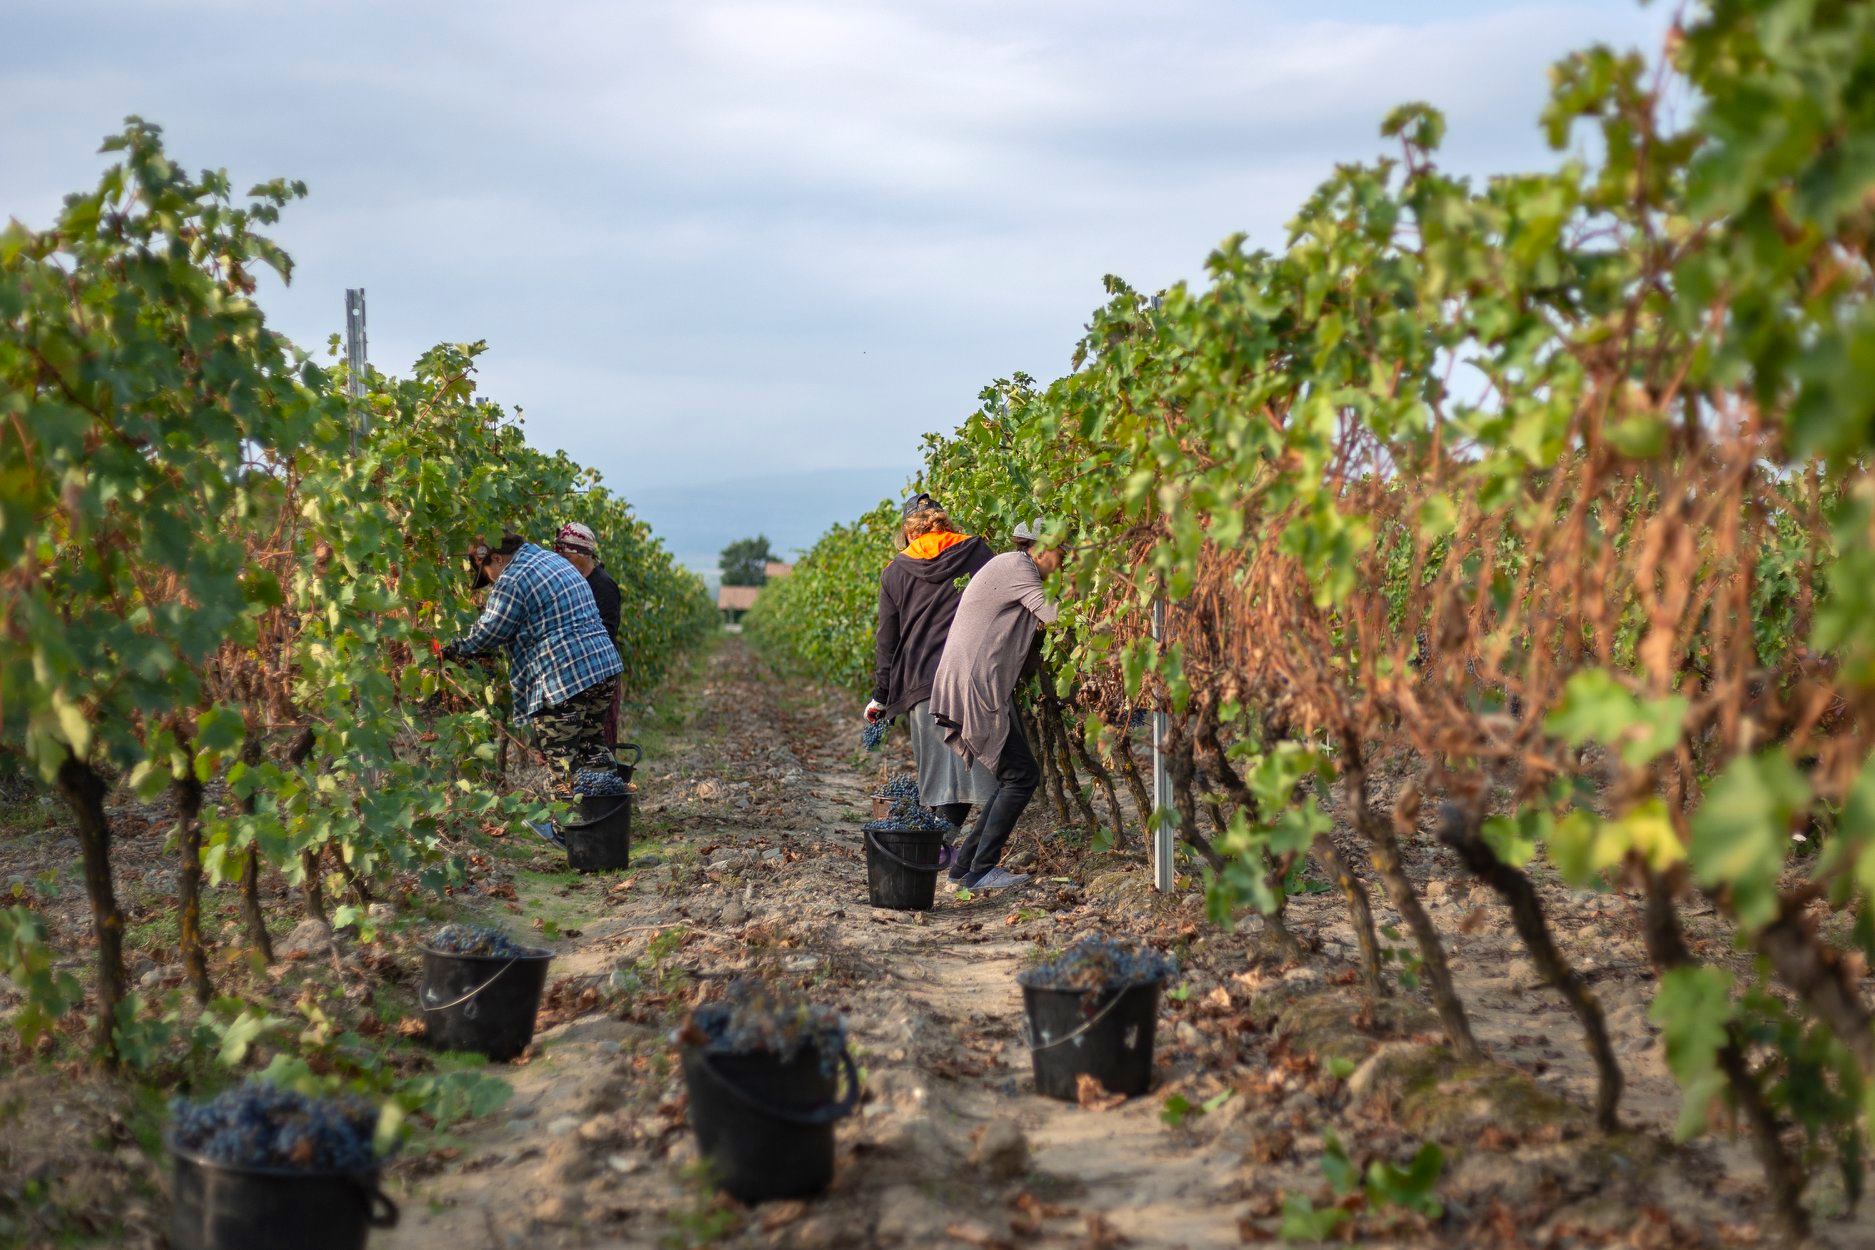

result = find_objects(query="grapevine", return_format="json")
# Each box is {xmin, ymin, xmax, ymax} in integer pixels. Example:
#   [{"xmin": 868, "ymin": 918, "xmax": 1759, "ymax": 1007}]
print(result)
[
  {"xmin": 0, "ymin": 120, "xmax": 713, "ymax": 1064},
  {"xmin": 749, "ymin": 1, "xmax": 1875, "ymax": 1233}
]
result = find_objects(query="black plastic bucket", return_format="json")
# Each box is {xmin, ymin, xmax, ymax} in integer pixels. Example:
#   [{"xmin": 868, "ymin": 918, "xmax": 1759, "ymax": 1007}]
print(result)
[
  {"xmin": 681, "ymin": 1040, "xmax": 860, "ymax": 1203},
  {"xmin": 564, "ymin": 791, "xmax": 630, "ymax": 872},
  {"xmin": 418, "ymin": 945, "xmax": 553, "ymax": 1061},
  {"xmin": 168, "ymin": 1142, "xmax": 397, "ymax": 1250},
  {"xmin": 863, "ymin": 822, "xmax": 942, "ymax": 911},
  {"xmin": 564, "ymin": 746, "xmax": 637, "ymax": 872},
  {"xmin": 1023, "ymin": 979, "xmax": 1162, "ymax": 1101}
]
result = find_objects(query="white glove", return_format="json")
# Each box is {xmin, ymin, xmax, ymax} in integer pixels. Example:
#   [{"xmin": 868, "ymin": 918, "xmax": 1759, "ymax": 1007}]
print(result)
[{"xmin": 864, "ymin": 699, "xmax": 887, "ymax": 722}]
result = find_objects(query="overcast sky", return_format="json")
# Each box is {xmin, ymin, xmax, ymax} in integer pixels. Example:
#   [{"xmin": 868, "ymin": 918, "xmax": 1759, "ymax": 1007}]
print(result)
[{"xmin": 4, "ymin": 0, "xmax": 1667, "ymax": 502}]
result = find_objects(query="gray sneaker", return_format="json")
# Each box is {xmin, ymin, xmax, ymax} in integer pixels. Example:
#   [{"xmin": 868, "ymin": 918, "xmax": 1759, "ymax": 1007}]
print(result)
[{"xmin": 970, "ymin": 867, "xmax": 1031, "ymax": 891}]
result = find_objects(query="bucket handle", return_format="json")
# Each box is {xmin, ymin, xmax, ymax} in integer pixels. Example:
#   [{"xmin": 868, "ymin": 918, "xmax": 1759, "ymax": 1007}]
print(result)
[
  {"xmin": 561, "ymin": 793, "xmax": 630, "ymax": 830},
  {"xmin": 863, "ymin": 827, "xmax": 944, "ymax": 875},
  {"xmin": 616, "ymin": 742, "xmax": 644, "ymax": 768},
  {"xmin": 360, "ymin": 1179, "xmax": 400, "ymax": 1228},
  {"xmin": 1021, "ymin": 984, "xmax": 1140, "ymax": 1053},
  {"xmin": 420, "ymin": 958, "xmax": 516, "ymax": 1013},
  {"xmin": 696, "ymin": 1045, "xmax": 862, "ymax": 1128}
]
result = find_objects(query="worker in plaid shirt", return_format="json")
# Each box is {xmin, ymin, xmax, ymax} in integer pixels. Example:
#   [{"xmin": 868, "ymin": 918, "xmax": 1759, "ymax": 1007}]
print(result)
[{"xmin": 442, "ymin": 533, "xmax": 622, "ymax": 844}]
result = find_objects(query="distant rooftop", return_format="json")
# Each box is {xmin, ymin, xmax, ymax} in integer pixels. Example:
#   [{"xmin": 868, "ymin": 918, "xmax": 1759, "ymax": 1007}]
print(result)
[
  {"xmin": 764, "ymin": 561, "xmax": 794, "ymax": 578},
  {"xmin": 717, "ymin": 585, "xmax": 761, "ymax": 612}
]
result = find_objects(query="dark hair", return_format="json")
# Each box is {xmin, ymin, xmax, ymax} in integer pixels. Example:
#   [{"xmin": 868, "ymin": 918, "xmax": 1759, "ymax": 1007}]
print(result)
[{"xmin": 469, "ymin": 532, "xmax": 527, "ymax": 589}]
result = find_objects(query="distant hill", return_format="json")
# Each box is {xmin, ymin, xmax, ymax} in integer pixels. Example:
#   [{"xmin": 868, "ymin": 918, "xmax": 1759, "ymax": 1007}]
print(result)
[{"xmin": 624, "ymin": 466, "xmax": 916, "ymax": 587}]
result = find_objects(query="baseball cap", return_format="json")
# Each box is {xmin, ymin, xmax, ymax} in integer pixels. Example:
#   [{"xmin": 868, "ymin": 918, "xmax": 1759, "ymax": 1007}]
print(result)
[
  {"xmin": 1012, "ymin": 519, "xmax": 1043, "ymax": 543},
  {"xmin": 555, "ymin": 521, "xmax": 598, "ymax": 554},
  {"xmin": 900, "ymin": 492, "xmax": 942, "ymax": 520}
]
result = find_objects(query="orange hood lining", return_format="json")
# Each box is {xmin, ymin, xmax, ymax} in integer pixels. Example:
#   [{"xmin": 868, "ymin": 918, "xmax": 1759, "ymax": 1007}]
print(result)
[{"xmin": 901, "ymin": 531, "xmax": 971, "ymax": 560}]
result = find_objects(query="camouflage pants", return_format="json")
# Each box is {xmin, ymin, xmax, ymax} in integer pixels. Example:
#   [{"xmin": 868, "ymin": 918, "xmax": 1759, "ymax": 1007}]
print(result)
[{"xmin": 532, "ymin": 680, "xmax": 616, "ymax": 803}]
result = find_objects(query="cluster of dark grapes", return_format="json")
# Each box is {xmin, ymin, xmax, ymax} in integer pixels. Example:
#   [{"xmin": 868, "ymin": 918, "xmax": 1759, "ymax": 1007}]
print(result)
[
  {"xmin": 685, "ymin": 977, "xmax": 847, "ymax": 1076},
  {"xmin": 170, "ymin": 1081, "xmax": 378, "ymax": 1173},
  {"xmin": 879, "ymin": 774, "xmax": 921, "ymax": 805},
  {"xmin": 574, "ymin": 767, "xmax": 627, "ymax": 797},
  {"xmin": 1018, "ymin": 935, "xmax": 1178, "ymax": 994},
  {"xmin": 428, "ymin": 922, "xmax": 534, "ymax": 958},
  {"xmin": 861, "ymin": 716, "xmax": 891, "ymax": 751},
  {"xmin": 869, "ymin": 806, "xmax": 952, "ymax": 834},
  {"xmin": 868, "ymin": 774, "xmax": 952, "ymax": 833}
]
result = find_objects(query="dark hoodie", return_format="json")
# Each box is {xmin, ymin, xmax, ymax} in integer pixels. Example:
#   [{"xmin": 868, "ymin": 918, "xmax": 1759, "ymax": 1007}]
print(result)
[{"xmin": 872, "ymin": 534, "xmax": 995, "ymax": 719}]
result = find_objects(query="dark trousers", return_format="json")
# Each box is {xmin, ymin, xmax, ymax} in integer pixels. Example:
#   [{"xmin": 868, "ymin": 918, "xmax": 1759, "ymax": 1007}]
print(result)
[
  {"xmin": 935, "ymin": 803, "xmax": 972, "ymax": 841},
  {"xmin": 956, "ymin": 712, "xmax": 1041, "ymax": 875},
  {"xmin": 602, "ymin": 678, "xmax": 621, "ymax": 750}
]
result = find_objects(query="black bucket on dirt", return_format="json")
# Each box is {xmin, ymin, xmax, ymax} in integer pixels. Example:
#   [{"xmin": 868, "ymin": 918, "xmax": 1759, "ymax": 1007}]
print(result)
[
  {"xmin": 562, "ymin": 745, "xmax": 638, "ymax": 872},
  {"xmin": 862, "ymin": 821, "xmax": 942, "ymax": 911},
  {"xmin": 563, "ymin": 791, "xmax": 630, "ymax": 873},
  {"xmin": 418, "ymin": 945, "xmax": 553, "ymax": 1062},
  {"xmin": 681, "ymin": 1040, "xmax": 860, "ymax": 1203},
  {"xmin": 168, "ymin": 1143, "xmax": 397, "ymax": 1250},
  {"xmin": 1022, "ymin": 979, "xmax": 1162, "ymax": 1101}
]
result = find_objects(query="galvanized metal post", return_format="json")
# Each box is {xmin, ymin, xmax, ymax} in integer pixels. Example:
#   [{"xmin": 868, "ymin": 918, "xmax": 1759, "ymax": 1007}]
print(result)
[
  {"xmin": 345, "ymin": 288, "xmax": 369, "ymax": 445},
  {"xmin": 1150, "ymin": 596, "xmax": 1175, "ymax": 891}
]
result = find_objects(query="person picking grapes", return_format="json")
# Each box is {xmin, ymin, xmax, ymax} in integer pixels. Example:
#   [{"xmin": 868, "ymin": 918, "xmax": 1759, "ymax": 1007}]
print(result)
[
  {"xmin": 928, "ymin": 524, "xmax": 1063, "ymax": 890},
  {"xmin": 441, "ymin": 533, "xmax": 622, "ymax": 845},
  {"xmin": 867, "ymin": 493, "xmax": 997, "ymax": 858}
]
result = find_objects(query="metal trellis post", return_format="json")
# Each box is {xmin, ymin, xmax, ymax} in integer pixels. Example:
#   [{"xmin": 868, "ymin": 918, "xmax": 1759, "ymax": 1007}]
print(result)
[
  {"xmin": 1150, "ymin": 596, "xmax": 1175, "ymax": 892},
  {"xmin": 345, "ymin": 288, "xmax": 369, "ymax": 446}
]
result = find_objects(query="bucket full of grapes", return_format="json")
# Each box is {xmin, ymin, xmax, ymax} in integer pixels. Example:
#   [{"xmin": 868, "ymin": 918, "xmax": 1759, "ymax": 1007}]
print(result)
[
  {"xmin": 862, "ymin": 820, "xmax": 944, "ymax": 910},
  {"xmin": 862, "ymin": 774, "xmax": 948, "ymax": 911},
  {"xmin": 563, "ymin": 758, "xmax": 634, "ymax": 873},
  {"xmin": 1019, "ymin": 936, "xmax": 1176, "ymax": 1102},
  {"xmin": 419, "ymin": 924, "xmax": 553, "ymax": 1062},
  {"xmin": 678, "ymin": 979, "xmax": 861, "ymax": 1203},
  {"xmin": 168, "ymin": 1081, "xmax": 397, "ymax": 1250}
]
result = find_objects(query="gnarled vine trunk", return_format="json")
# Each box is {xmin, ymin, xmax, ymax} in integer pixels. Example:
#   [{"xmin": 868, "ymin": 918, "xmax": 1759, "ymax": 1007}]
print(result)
[
  {"xmin": 1438, "ymin": 801, "xmax": 1620, "ymax": 1130},
  {"xmin": 173, "ymin": 771, "xmax": 213, "ymax": 1004},
  {"xmin": 55, "ymin": 757, "xmax": 125, "ymax": 1064}
]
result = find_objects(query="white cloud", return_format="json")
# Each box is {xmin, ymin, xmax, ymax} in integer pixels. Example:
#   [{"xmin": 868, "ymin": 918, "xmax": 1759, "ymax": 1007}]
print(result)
[{"xmin": 1, "ymin": 0, "xmax": 1671, "ymax": 496}]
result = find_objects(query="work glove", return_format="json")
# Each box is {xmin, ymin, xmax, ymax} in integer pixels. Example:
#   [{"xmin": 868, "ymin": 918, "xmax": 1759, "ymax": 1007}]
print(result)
[{"xmin": 864, "ymin": 699, "xmax": 887, "ymax": 723}]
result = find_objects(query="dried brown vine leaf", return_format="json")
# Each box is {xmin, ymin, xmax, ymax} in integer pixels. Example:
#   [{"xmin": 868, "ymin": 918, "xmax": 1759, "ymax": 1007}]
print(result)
[{"xmin": 1075, "ymin": 1073, "xmax": 1126, "ymax": 1111}]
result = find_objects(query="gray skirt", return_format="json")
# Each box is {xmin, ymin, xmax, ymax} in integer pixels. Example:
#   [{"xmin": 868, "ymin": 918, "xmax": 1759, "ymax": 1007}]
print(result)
[{"xmin": 907, "ymin": 700, "xmax": 998, "ymax": 805}]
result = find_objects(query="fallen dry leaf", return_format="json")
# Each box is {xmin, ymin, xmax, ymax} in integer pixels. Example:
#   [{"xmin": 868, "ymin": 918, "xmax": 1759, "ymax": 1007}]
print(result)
[
  {"xmin": 943, "ymin": 1221, "xmax": 1014, "ymax": 1249},
  {"xmin": 1009, "ymin": 1191, "xmax": 1072, "ymax": 1236},
  {"xmin": 760, "ymin": 1200, "xmax": 808, "ymax": 1231},
  {"xmin": 1075, "ymin": 1073, "xmax": 1126, "ymax": 1112}
]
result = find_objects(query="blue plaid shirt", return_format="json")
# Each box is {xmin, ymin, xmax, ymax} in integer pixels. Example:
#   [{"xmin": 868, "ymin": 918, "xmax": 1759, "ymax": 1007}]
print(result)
[{"xmin": 451, "ymin": 543, "xmax": 623, "ymax": 719}]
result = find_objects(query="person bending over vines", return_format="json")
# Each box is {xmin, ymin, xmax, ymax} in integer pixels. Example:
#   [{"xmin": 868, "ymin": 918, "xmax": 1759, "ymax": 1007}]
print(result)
[
  {"xmin": 440, "ymin": 532, "xmax": 623, "ymax": 845},
  {"xmin": 929, "ymin": 529, "xmax": 1064, "ymax": 891}
]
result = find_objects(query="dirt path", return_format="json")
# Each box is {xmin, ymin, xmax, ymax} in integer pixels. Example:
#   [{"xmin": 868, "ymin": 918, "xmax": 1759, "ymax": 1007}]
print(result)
[
  {"xmin": 374, "ymin": 635, "xmax": 1870, "ymax": 1250},
  {"xmin": 378, "ymin": 636, "xmax": 1260, "ymax": 1250}
]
